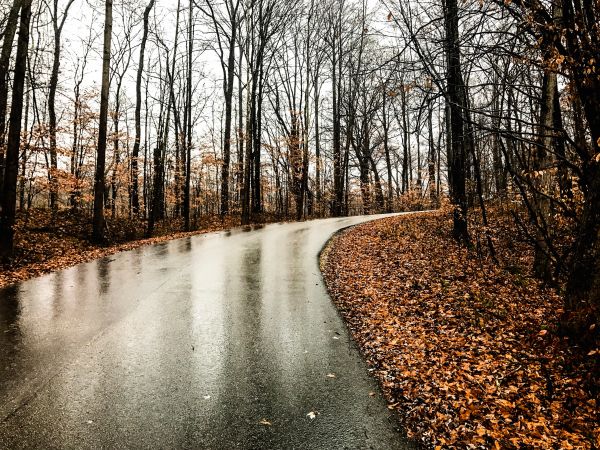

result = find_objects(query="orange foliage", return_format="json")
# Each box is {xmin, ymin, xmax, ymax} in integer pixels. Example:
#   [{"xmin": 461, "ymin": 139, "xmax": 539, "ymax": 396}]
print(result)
[{"xmin": 322, "ymin": 211, "xmax": 599, "ymax": 449}]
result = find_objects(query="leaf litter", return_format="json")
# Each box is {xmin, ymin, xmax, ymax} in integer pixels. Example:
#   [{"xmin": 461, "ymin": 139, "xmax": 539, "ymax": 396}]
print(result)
[{"xmin": 321, "ymin": 211, "xmax": 599, "ymax": 449}]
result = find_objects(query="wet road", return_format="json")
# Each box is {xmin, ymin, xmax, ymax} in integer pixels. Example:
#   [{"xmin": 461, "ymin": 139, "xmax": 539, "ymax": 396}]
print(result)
[{"xmin": 0, "ymin": 215, "xmax": 414, "ymax": 449}]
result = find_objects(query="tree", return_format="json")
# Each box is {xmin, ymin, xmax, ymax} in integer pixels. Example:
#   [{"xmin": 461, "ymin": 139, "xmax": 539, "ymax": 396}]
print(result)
[
  {"xmin": 326, "ymin": 0, "xmax": 345, "ymax": 217},
  {"xmin": 0, "ymin": 0, "xmax": 21, "ymax": 192},
  {"xmin": 198, "ymin": 0, "xmax": 242, "ymax": 217},
  {"xmin": 444, "ymin": 0, "xmax": 470, "ymax": 243},
  {"xmin": 92, "ymin": 0, "xmax": 113, "ymax": 243},
  {"xmin": 0, "ymin": 0, "xmax": 31, "ymax": 259},
  {"xmin": 47, "ymin": 0, "xmax": 75, "ymax": 212},
  {"xmin": 131, "ymin": 0, "xmax": 155, "ymax": 217},
  {"xmin": 109, "ymin": 9, "xmax": 134, "ymax": 218},
  {"xmin": 183, "ymin": 0, "xmax": 193, "ymax": 231}
]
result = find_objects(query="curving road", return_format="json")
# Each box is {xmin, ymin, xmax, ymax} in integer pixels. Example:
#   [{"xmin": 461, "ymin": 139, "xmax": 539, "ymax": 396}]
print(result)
[{"xmin": 0, "ymin": 214, "xmax": 414, "ymax": 449}]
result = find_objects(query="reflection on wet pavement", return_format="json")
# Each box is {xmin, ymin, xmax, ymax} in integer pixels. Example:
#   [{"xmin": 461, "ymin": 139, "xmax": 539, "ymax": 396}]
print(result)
[{"xmin": 0, "ymin": 215, "xmax": 414, "ymax": 449}]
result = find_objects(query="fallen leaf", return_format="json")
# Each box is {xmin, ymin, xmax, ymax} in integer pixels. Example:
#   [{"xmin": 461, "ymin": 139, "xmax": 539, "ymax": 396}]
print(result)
[{"xmin": 321, "ymin": 211, "xmax": 598, "ymax": 448}]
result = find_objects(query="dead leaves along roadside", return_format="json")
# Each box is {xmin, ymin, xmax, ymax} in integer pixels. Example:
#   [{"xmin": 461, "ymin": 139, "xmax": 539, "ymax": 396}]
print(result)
[{"xmin": 322, "ymin": 211, "xmax": 599, "ymax": 449}]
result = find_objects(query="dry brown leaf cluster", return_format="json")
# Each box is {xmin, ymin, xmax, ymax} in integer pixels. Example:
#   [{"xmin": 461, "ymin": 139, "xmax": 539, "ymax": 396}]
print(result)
[{"xmin": 322, "ymin": 211, "xmax": 599, "ymax": 449}]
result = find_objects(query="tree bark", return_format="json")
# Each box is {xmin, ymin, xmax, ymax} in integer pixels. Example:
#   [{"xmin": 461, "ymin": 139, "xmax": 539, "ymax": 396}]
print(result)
[
  {"xmin": 382, "ymin": 89, "xmax": 394, "ymax": 212},
  {"xmin": 0, "ymin": 0, "xmax": 21, "ymax": 193},
  {"xmin": 47, "ymin": 0, "xmax": 74, "ymax": 212},
  {"xmin": 92, "ymin": 0, "xmax": 113, "ymax": 243},
  {"xmin": 0, "ymin": 0, "xmax": 31, "ymax": 260},
  {"xmin": 131, "ymin": 0, "xmax": 155, "ymax": 217},
  {"xmin": 427, "ymin": 97, "xmax": 437, "ymax": 203},
  {"xmin": 532, "ymin": 69, "xmax": 557, "ymax": 281},
  {"xmin": 183, "ymin": 0, "xmax": 193, "ymax": 231},
  {"xmin": 331, "ymin": 12, "xmax": 342, "ymax": 217},
  {"xmin": 444, "ymin": 0, "xmax": 469, "ymax": 243}
]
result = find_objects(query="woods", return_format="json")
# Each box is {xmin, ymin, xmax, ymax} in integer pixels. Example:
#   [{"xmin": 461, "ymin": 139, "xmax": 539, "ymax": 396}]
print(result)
[{"xmin": 0, "ymin": 0, "xmax": 598, "ymax": 337}]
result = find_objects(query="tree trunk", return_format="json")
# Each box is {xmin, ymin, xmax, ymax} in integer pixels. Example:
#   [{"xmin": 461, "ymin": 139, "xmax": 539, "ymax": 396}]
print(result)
[
  {"xmin": 92, "ymin": 0, "xmax": 113, "ymax": 243},
  {"xmin": 331, "ymin": 31, "xmax": 342, "ymax": 217},
  {"xmin": 370, "ymin": 155, "xmax": 385, "ymax": 212},
  {"xmin": 236, "ymin": 45, "xmax": 244, "ymax": 211},
  {"xmin": 0, "ymin": 0, "xmax": 31, "ymax": 260},
  {"xmin": 221, "ymin": 20, "xmax": 237, "ymax": 217},
  {"xmin": 0, "ymin": 0, "xmax": 21, "ymax": 193},
  {"xmin": 444, "ymin": 0, "xmax": 469, "ymax": 243},
  {"xmin": 241, "ymin": 58, "xmax": 252, "ymax": 225},
  {"xmin": 183, "ymin": 0, "xmax": 193, "ymax": 231},
  {"xmin": 251, "ymin": 61, "xmax": 264, "ymax": 216},
  {"xmin": 427, "ymin": 98, "xmax": 437, "ymax": 203},
  {"xmin": 314, "ymin": 78, "xmax": 322, "ymax": 213},
  {"xmin": 400, "ymin": 87, "xmax": 409, "ymax": 194},
  {"xmin": 383, "ymin": 90, "xmax": 394, "ymax": 212},
  {"xmin": 48, "ymin": 0, "xmax": 74, "ymax": 213},
  {"xmin": 532, "ymin": 69, "xmax": 557, "ymax": 281},
  {"xmin": 131, "ymin": 0, "xmax": 154, "ymax": 217}
]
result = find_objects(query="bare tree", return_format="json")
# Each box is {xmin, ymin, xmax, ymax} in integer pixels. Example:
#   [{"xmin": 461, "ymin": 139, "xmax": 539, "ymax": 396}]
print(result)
[
  {"xmin": 131, "ymin": 0, "xmax": 155, "ymax": 217},
  {"xmin": 47, "ymin": 0, "xmax": 75, "ymax": 212},
  {"xmin": 0, "ymin": 0, "xmax": 21, "ymax": 192},
  {"xmin": 92, "ymin": 0, "xmax": 113, "ymax": 243},
  {"xmin": 0, "ymin": 0, "xmax": 31, "ymax": 259},
  {"xmin": 198, "ymin": 0, "xmax": 242, "ymax": 216}
]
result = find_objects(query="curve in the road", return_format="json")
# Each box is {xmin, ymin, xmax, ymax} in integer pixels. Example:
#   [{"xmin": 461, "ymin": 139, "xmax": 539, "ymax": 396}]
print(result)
[{"xmin": 0, "ymin": 214, "xmax": 415, "ymax": 449}]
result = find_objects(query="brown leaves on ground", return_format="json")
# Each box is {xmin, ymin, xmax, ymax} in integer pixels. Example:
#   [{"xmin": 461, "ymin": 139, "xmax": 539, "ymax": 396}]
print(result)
[
  {"xmin": 0, "ymin": 208, "xmax": 250, "ymax": 288},
  {"xmin": 322, "ymin": 211, "xmax": 599, "ymax": 449}
]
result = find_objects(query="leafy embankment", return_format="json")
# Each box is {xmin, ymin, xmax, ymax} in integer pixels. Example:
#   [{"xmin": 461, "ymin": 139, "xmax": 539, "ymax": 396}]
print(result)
[
  {"xmin": 0, "ymin": 208, "xmax": 269, "ymax": 288},
  {"xmin": 321, "ymin": 211, "xmax": 599, "ymax": 449}
]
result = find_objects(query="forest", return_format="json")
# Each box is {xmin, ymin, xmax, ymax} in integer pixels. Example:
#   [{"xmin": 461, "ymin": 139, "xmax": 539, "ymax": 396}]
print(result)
[{"xmin": 0, "ymin": 0, "xmax": 599, "ymax": 347}]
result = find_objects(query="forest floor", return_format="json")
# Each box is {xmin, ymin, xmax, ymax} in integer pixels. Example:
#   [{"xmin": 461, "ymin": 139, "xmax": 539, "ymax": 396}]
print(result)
[
  {"xmin": 321, "ymin": 209, "xmax": 599, "ymax": 449},
  {"xmin": 0, "ymin": 208, "xmax": 282, "ymax": 288}
]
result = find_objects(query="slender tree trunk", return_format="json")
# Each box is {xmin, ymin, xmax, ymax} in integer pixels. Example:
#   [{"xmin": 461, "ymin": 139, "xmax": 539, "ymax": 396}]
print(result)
[
  {"xmin": 552, "ymin": 84, "xmax": 569, "ymax": 197},
  {"xmin": 148, "ymin": 96, "xmax": 170, "ymax": 237},
  {"xmin": 131, "ymin": 0, "xmax": 154, "ymax": 217},
  {"xmin": 241, "ymin": 59, "xmax": 252, "ymax": 225},
  {"xmin": 314, "ymin": 78, "xmax": 322, "ymax": 213},
  {"xmin": 444, "ymin": 0, "xmax": 469, "ymax": 243},
  {"xmin": 0, "ymin": 0, "xmax": 22, "ymax": 193},
  {"xmin": 401, "ymin": 87, "xmax": 409, "ymax": 194},
  {"xmin": 0, "ymin": 0, "xmax": 31, "ymax": 260},
  {"xmin": 167, "ymin": 2, "xmax": 182, "ymax": 218},
  {"xmin": 221, "ymin": 23, "xmax": 237, "ymax": 216},
  {"xmin": 370, "ymin": 155, "xmax": 385, "ymax": 212},
  {"xmin": 531, "ymin": 70, "xmax": 557, "ymax": 280},
  {"xmin": 71, "ymin": 81, "xmax": 80, "ymax": 209},
  {"xmin": 237, "ymin": 46, "xmax": 244, "ymax": 211},
  {"xmin": 183, "ymin": 0, "xmax": 193, "ymax": 231},
  {"xmin": 111, "ymin": 80, "xmax": 123, "ymax": 219},
  {"xmin": 48, "ymin": 0, "xmax": 75, "ymax": 212},
  {"xmin": 19, "ymin": 79, "xmax": 30, "ymax": 211},
  {"xmin": 92, "ymin": 0, "xmax": 113, "ymax": 243},
  {"xmin": 331, "ymin": 32, "xmax": 342, "ymax": 216},
  {"xmin": 251, "ymin": 61, "xmax": 264, "ymax": 216},
  {"xmin": 382, "ymin": 89, "xmax": 393, "ymax": 212},
  {"xmin": 427, "ymin": 98, "xmax": 437, "ymax": 203}
]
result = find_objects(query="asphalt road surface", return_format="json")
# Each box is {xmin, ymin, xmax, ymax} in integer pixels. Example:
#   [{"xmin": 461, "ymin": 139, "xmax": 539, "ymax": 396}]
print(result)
[{"xmin": 0, "ymin": 214, "xmax": 415, "ymax": 449}]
